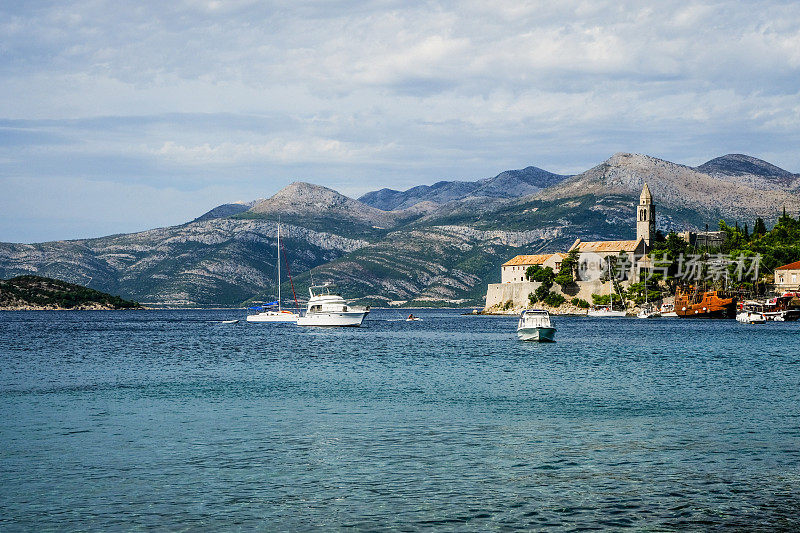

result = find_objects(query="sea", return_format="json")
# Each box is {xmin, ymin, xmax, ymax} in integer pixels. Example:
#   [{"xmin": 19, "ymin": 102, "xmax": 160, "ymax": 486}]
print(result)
[{"xmin": 1, "ymin": 308, "xmax": 799, "ymax": 531}]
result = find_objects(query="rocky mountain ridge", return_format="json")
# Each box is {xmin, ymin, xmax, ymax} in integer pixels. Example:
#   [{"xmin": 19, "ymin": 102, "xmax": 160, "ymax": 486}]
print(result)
[
  {"xmin": 696, "ymin": 153, "xmax": 800, "ymax": 191},
  {"xmin": 537, "ymin": 152, "xmax": 799, "ymax": 223},
  {"xmin": 2, "ymin": 152, "xmax": 798, "ymax": 306},
  {"xmin": 358, "ymin": 166, "xmax": 570, "ymax": 210}
]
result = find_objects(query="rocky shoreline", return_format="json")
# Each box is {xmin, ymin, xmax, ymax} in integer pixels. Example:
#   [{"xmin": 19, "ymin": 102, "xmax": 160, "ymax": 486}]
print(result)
[
  {"xmin": 482, "ymin": 302, "xmax": 590, "ymax": 316},
  {"xmin": 0, "ymin": 304, "xmax": 144, "ymax": 311}
]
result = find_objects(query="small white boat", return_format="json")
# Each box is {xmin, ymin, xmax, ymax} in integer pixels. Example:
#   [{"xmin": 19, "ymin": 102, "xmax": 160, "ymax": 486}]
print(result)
[
  {"xmin": 737, "ymin": 301, "xmax": 766, "ymax": 324},
  {"xmin": 405, "ymin": 314, "xmax": 421, "ymax": 322},
  {"xmin": 636, "ymin": 304, "xmax": 661, "ymax": 319},
  {"xmin": 736, "ymin": 310, "xmax": 766, "ymax": 324},
  {"xmin": 660, "ymin": 302, "xmax": 678, "ymax": 318},
  {"xmin": 296, "ymin": 283, "xmax": 369, "ymax": 327},
  {"xmin": 246, "ymin": 308, "xmax": 299, "ymax": 322},
  {"xmin": 636, "ymin": 279, "xmax": 660, "ymax": 318},
  {"xmin": 588, "ymin": 304, "xmax": 626, "ymax": 317},
  {"xmin": 588, "ymin": 281, "xmax": 626, "ymax": 317},
  {"xmin": 516, "ymin": 309, "xmax": 556, "ymax": 342},
  {"xmin": 246, "ymin": 223, "xmax": 299, "ymax": 323},
  {"xmin": 221, "ymin": 319, "xmax": 239, "ymax": 324}
]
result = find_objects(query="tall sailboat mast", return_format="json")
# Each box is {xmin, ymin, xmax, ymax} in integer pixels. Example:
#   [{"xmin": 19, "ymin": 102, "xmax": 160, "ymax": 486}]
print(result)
[{"xmin": 277, "ymin": 223, "xmax": 281, "ymax": 312}]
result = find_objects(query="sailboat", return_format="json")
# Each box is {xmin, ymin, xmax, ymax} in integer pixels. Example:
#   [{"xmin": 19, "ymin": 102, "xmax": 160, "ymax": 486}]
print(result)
[
  {"xmin": 588, "ymin": 276, "xmax": 626, "ymax": 317},
  {"xmin": 636, "ymin": 276, "xmax": 660, "ymax": 318},
  {"xmin": 246, "ymin": 223, "xmax": 299, "ymax": 322}
]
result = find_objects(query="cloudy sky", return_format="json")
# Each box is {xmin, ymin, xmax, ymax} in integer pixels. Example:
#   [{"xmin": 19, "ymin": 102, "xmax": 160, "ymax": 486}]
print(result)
[{"xmin": 2, "ymin": 0, "xmax": 799, "ymax": 242}]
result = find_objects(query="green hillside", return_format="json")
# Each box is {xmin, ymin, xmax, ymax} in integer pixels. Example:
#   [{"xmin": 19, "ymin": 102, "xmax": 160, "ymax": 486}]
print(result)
[{"xmin": 0, "ymin": 275, "xmax": 141, "ymax": 310}]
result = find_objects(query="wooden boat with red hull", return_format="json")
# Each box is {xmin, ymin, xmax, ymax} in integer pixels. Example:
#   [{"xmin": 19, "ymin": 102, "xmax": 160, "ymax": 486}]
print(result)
[{"xmin": 675, "ymin": 287, "xmax": 737, "ymax": 318}]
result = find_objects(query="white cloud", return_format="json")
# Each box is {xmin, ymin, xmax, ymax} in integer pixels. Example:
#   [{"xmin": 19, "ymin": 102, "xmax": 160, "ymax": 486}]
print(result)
[
  {"xmin": 153, "ymin": 138, "xmax": 395, "ymax": 165},
  {"xmin": 1, "ymin": 0, "xmax": 800, "ymax": 241}
]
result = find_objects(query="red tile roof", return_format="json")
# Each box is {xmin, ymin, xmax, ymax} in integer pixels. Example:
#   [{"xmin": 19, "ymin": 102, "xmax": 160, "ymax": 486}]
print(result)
[
  {"xmin": 570, "ymin": 239, "xmax": 641, "ymax": 253},
  {"xmin": 502, "ymin": 254, "xmax": 553, "ymax": 267},
  {"xmin": 775, "ymin": 260, "xmax": 800, "ymax": 271}
]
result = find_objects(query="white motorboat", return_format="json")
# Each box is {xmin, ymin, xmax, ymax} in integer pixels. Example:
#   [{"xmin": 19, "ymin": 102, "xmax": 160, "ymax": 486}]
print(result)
[
  {"xmin": 296, "ymin": 283, "xmax": 369, "ymax": 327},
  {"xmin": 736, "ymin": 310, "xmax": 766, "ymax": 324},
  {"xmin": 246, "ymin": 223, "xmax": 299, "ymax": 323},
  {"xmin": 736, "ymin": 301, "xmax": 766, "ymax": 324},
  {"xmin": 516, "ymin": 309, "xmax": 556, "ymax": 342},
  {"xmin": 660, "ymin": 302, "xmax": 678, "ymax": 317}
]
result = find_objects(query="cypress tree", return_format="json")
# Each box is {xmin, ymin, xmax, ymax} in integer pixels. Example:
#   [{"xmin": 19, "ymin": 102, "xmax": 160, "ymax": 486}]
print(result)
[{"xmin": 754, "ymin": 217, "xmax": 766, "ymax": 236}]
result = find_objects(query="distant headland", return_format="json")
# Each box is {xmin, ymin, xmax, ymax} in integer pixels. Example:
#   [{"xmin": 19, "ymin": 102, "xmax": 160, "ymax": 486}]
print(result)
[{"xmin": 0, "ymin": 275, "xmax": 142, "ymax": 310}]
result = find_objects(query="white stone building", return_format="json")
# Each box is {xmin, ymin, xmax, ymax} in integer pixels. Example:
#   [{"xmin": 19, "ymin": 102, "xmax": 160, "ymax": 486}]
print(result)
[
  {"xmin": 775, "ymin": 261, "xmax": 800, "ymax": 293},
  {"xmin": 485, "ymin": 184, "xmax": 655, "ymax": 309},
  {"xmin": 500, "ymin": 253, "xmax": 566, "ymax": 283}
]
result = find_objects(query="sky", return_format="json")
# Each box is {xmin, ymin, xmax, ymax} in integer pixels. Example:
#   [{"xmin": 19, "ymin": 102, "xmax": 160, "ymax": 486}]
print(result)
[{"xmin": 1, "ymin": 0, "xmax": 799, "ymax": 243}]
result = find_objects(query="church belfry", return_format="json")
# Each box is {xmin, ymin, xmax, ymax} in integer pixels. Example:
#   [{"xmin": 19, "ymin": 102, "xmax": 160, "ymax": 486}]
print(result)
[{"xmin": 637, "ymin": 183, "xmax": 655, "ymax": 246}]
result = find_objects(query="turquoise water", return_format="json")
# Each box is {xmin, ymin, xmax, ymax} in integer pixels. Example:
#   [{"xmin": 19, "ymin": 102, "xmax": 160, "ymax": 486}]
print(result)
[{"xmin": 1, "ymin": 309, "xmax": 799, "ymax": 530}]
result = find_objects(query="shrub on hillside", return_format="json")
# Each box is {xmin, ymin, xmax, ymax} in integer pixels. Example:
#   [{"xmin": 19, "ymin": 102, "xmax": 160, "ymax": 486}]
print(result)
[{"xmin": 571, "ymin": 297, "xmax": 590, "ymax": 308}]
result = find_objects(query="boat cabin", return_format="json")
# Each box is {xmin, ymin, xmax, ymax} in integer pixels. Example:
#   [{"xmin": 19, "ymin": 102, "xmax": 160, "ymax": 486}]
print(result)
[{"xmin": 518, "ymin": 309, "xmax": 552, "ymax": 328}]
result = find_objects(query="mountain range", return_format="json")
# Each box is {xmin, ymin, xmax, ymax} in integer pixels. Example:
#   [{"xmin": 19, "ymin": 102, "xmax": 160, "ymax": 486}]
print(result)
[{"xmin": 1, "ymin": 153, "xmax": 798, "ymax": 306}]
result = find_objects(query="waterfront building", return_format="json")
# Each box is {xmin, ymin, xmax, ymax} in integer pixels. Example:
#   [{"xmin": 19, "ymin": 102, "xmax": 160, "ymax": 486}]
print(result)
[
  {"xmin": 505, "ymin": 183, "xmax": 654, "ymax": 282},
  {"xmin": 567, "ymin": 238, "xmax": 648, "ymax": 280},
  {"xmin": 637, "ymin": 183, "xmax": 656, "ymax": 246},
  {"xmin": 501, "ymin": 254, "xmax": 565, "ymax": 283},
  {"xmin": 775, "ymin": 260, "xmax": 800, "ymax": 293},
  {"xmin": 486, "ymin": 184, "xmax": 655, "ymax": 309}
]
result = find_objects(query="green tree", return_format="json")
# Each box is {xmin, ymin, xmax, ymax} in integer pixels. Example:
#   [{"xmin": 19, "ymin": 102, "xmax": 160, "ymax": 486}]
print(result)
[
  {"xmin": 571, "ymin": 297, "xmax": 590, "ymax": 309},
  {"xmin": 555, "ymin": 249, "xmax": 579, "ymax": 288},
  {"xmin": 535, "ymin": 284, "xmax": 550, "ymax": 302},
  {"xmin": 525, "ymin": 264, "xmax": 541, "ymax": 281},
  {"xmin": 753, "ymin": 217, "xmax": 767, "ymax": 237},
  {"xmin": 544, "ymin": 292, "xmax": 566, "ymax": 307},
  {"xmin": 650, "ymin": 231, "xmax": 691, "ymax": 287},
  {"xmin": 625, "ymin": 281, "xmax": 662, "ymax": 305},
  {"xmin": 526, "ymin": 265, "xmax": 555, "ymax": 288}
]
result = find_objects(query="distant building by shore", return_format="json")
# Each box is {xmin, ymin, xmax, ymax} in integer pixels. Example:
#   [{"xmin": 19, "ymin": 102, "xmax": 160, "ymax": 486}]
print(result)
[
  {"xmin": 501, "ymin": 254, "xmax": 565, "ymax": 283},
  {"xmin": 500, "ymin": 184, "xmax": 655, "ymax": 285},
  {"xmin": 486, "ymin": 184, "xmax": 656, "ymax": 310},
  {"xmin": 677, "ymin": 230, "xmax": 726, "ymax": 249},
  {"xmin": 775, "ymin": 261, "xmax": 800, "ymax": 293}
]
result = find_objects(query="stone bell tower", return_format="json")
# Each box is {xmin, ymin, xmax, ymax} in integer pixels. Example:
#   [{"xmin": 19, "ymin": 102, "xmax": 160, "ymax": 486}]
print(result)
[{"xmin": 637, "ymin": 183, "xmax": 656, "ymax": 246}]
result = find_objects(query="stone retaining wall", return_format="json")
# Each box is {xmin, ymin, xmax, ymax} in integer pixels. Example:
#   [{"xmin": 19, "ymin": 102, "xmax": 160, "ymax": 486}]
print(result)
[{"xmin": 484, "ymin": 279, "xmax": 617, "ymax": 311}]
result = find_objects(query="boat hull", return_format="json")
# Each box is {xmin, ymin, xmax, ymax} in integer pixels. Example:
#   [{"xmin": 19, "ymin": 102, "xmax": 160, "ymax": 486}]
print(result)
[
  {"xmin": 246, "ymin": 311, "xmax": 299, "ymax": 322},
  {"xmin": 675, "ymin": 290, "xmax": 736, "ymax": 319},
  {"xmin": 736, "ymin": 311, "xmax": 766, "ymax": 324},
  {"xmin": 516, "ymin": 326, "xmax": 556, "ymax": 342},
  {"xmin": 764, "ymin": 310, "xmax": 800, "ymax": 322},
  {"xmin": 296, "ymin": 310, "xmax": 368, "ymax": 327},
  {"xmin": 676, "ymin": 306, "xmax": 735, "ymax": 319},
  {"xmin": 587, "ymin": 309, "xmax": 626, "ymax": 317}
]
